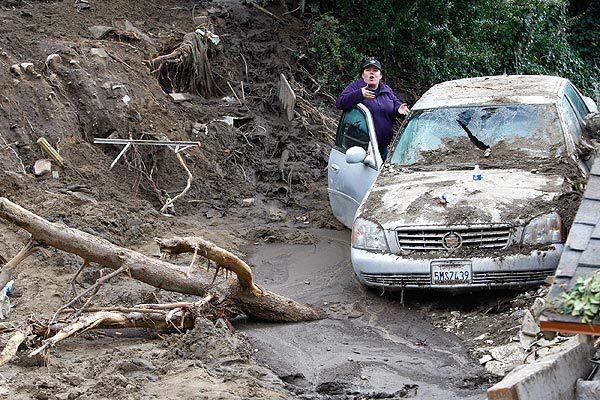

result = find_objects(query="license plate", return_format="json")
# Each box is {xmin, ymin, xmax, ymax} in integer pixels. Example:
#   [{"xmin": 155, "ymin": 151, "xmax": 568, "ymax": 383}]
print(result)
[{"xmin": 431, "ymin": 260, "xmax": 472, "ymax": 285}]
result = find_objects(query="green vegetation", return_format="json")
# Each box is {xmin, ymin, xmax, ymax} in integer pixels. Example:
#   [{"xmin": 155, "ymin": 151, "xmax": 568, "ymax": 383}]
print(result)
[
  {"xmin": 560, "ymin": 273, "xmax": 600, "ymax": 324},
  {"xmin": 310, "ymin": 0, "xmax": 599, "ymax": 95}
]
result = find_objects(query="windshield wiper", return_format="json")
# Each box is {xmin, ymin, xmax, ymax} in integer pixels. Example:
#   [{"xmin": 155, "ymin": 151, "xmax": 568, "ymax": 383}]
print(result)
[{"xmin": 456, "ymin": 111, "xmax": 489, "ymax": 151}]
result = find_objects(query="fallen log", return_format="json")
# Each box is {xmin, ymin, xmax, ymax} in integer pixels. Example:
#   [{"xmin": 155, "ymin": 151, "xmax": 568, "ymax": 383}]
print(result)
[
  {"xmin": 30, "ymin": 310, "xmax": 195, "ymax": 357},
  {"xmin": 0, "ymin": 197, "xmax": 323, "ymax": 322}
]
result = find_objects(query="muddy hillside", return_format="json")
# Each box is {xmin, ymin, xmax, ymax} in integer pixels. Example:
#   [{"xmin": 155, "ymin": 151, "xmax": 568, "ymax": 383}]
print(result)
[
  {"xmin": 0, "ymin": 0, "xmax": 342, "ymax": 398},
  {"xmin": 0, "ymin": 0, "xmax": 339, "ymax": 241}
]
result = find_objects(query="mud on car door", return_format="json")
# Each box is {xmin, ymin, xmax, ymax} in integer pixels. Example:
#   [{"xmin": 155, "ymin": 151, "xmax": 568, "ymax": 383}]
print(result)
[{"xmin": 327, "ymin": 104, "xmax": 382, "ymax": 229}]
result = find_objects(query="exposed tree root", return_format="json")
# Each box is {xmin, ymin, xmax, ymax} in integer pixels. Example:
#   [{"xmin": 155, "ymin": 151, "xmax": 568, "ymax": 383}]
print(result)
[
  {"xmin": 151, "ymin": 32, "xmax": 216, "ymax": 97},
  {"xmin": 155, "ymin": 236, "xmax": 261, "ymax": 295}
]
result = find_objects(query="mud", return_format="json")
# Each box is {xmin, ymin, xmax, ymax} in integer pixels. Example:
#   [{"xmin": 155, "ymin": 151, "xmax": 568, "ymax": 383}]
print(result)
[{"xmin": 237, "ymin": 230, "xmax": 495, "ymax": 399}]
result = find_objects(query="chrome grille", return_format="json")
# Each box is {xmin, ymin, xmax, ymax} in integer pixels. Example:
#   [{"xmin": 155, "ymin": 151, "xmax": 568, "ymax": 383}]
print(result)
[
  {"xmin": 362, "ymin": 269, "xmax": 555, "ymax": 287},
  {"xmin": 361, "ymin": 272, "xmax": 430, "ymax": 286},
  {"xmin": 472, "ymin": 269, "xmax": 555, "ymax": 284},
  {"xmin": 396, "ymin": 224, "xmax": 512, "ymax": 251}
]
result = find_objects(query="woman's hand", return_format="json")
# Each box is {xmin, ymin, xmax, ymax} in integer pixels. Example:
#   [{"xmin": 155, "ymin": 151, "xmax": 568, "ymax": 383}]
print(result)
[
  {"xmin": 398, "ymin": 103, "xmax": 410, "ymax": 115},
  {"xmin": 361, "ymin": 87, "xmax": 376, "ymax": 99}
]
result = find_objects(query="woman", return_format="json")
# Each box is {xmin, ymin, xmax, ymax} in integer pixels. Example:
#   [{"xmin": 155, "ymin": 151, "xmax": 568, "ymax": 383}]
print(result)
[{"xmin": 335, "ymin": 58, "xmax": 410, "ymax": 159}]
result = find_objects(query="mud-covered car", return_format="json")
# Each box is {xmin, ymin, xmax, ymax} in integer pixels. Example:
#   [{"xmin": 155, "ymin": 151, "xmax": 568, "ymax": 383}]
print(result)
[{"xmin": 328, "ymin": 75, "xmax": 598, "ymax": 290}]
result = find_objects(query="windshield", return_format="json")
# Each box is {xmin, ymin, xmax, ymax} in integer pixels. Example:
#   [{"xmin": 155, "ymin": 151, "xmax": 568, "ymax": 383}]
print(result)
[{"xmin": 389, "ymin": 104, "xmax": 565, "ymax": 167}]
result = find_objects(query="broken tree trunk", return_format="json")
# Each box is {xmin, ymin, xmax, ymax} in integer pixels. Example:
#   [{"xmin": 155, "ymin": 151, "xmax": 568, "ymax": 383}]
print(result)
[{"xmin": 0, "ymin": 197, "xmax": 323, "ymax": 322}]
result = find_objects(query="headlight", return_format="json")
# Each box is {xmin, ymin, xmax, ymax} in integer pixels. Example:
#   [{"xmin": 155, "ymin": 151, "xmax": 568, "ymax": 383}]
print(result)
[
  {"xmin": 522, "ymin": 212, "xmax": 565, "ymax": 245},
  {"xmin": 352, "ymin": 218, "xmax": 389, "ymax": 251}
]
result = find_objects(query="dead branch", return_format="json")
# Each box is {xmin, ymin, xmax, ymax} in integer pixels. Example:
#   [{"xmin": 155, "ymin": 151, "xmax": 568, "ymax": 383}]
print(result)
[
  {"xmin": 31, "ymin": 294, "xmax": 215, "ymax": 356},
  {"xmin": 0, "ymin": 198, "xmax": 323, "ymax": 322},
  {"xmin": 0, "ymin": 330, "xmax": 26, "ymax": 367},
  {"xmin": 0, "ymin": 237, "xmax": 42, "ymax": 290},
  {"xmin": 51, "ymin": 266, "xmax": 127, "ymax": 324},
  {"xmin": 30, "ymin": 310, "xmax": 194, "ymax": 357},
  {"xmin": 70, "ymin": 259, "xmax": 89, "ymax": 297},
  {"xmin": 250, "ymin": 2, "xmax": 285, "ymax": 22},
  {"xmin": 155, "ymin": 236, "xmax": 260, "ymax": 295},
  {"xmin": 160, "ymin": 152, "xmax": 193, "ymax": 213}
]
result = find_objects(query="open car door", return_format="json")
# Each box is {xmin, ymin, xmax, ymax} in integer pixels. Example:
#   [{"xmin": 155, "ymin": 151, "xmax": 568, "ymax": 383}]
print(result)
[{"xmin": 327, "ymin": 104, "xmax": 382, "ymax": 228}]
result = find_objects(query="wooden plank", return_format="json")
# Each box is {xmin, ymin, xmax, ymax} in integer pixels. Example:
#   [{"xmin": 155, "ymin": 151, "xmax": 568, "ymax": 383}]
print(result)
[
  {"xmin": 278, "ymin": 73, "xmax": 296, "ymax": 122},
  {"xmin": 540, "ymin": 320, "xmax": 600, "ymax": 335}
]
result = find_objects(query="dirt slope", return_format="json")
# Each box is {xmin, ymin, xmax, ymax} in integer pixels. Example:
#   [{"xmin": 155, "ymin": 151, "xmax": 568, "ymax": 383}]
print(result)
[{"xmin": 0, "ymin": 0, "xmax": 339, "ymax": 398}]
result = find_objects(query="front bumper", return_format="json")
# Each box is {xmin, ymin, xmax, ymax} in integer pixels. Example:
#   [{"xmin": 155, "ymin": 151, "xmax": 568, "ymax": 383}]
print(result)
[{"xmin": 351, "ymin": 245, "xmax": 563, "ymax": 290}]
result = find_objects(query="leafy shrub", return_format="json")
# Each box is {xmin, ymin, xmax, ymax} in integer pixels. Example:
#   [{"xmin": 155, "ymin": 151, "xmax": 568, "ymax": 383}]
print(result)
[
  {"xmin": 311, "ymin": 0, "xmax": 598, "ymax": 95},
  {"xmin": 560, "ymin": 272, "xmax": 600, "ymax": 323},
  {"xmin": 311, "ymin": 14, "xmax": 364, "ymax": 92}
]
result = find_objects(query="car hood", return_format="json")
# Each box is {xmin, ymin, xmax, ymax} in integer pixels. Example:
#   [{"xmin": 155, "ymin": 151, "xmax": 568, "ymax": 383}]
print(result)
[{"xmin": 357, "ymin": 168, "xmax": 565, "ymax": 229}]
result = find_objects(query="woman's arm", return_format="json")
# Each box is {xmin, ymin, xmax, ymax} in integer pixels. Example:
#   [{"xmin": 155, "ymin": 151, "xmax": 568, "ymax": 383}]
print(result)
[
  {"xmin": 335, "ymin": 81, "xmax": 365, "ymax": 110},
  {"xmin": 389, "ymin": 89, "xmax": 410, "ymax": 115}
]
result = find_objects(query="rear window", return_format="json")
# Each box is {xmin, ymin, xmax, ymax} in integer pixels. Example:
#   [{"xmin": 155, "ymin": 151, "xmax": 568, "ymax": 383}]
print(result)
[{"xmin": 390, "ymin": 104, "xmax": 565, "ymax": 166}]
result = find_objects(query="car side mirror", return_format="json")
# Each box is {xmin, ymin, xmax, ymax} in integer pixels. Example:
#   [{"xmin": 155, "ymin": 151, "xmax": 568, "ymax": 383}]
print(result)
[
  {"xmin": 583, "ymin": 96, "xmax": 598, "ymax": 113},
  {"xmin": 346, "ymin": 146, "xmax": 367, "ymax": 164},
  {"xmin": 364, "ymin": 154, "xmax": 377, "ymax": 169}
]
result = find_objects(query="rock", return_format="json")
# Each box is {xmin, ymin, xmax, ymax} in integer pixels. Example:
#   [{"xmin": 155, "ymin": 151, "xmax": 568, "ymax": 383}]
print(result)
[
  {"xmin": 521, "ymin": 310, "xmax": 540, "ymax": 337},
  {"xmin": 474, "ymin": 333, "xmax": 489, "ymax": 341},
  {"xmin": 268, "ymin": 207, "xmax": 287, "ymax": 222},
  {"xmin": 485, "ymin": 359, "xmax": 520, "ymax": 377},
  {"xmin": 519, "ymin": 331, "xmax": 536, "ymax": 350},
  {"xmin": 90, "ymin": 48, "xmax": 108, "ymax": 58},
  {"xmin": 479, "ymin": 354, "xmax": 493, "ymax": 364},
  {"xmin": 33, "ymin": 159, "xmax": 52, "ymax": 176},
  {"xmin": 576, "ymin": 378, "xmax": 600, "ymax": 400},
  {"xmin": 123, "ymin": 20, "xmax": 154, "ymax": 44},
  {"xmin": 10, "ymin": 64, "xmax": 22, "ymax": 76},
  {"xmin": 241, "ymin": 198, "xmax": 255, "ymax": 207},
  {"xmin": 169, "ymin": 93, "xmax": 195, "ymax": 102},
  {"xmin": 485, "ymin": 342, "xmax": 525, "ymax": 376},
  {"xmin": 75, "ymin": 0, "xmax": 90, "ymax": 10},
  {"xmin": 530, "ymin": 297, "xmax": 546, "ymax": 319},
  {"xmin": 88, "ymin": 26, "xmax": 115, "ymax": 39},
  {"xmin": 489, "ymin": 342, "xmax": 524, "ymax": 363},
  {"xmin": 45, "ymin": 53, "xmax": 62, "ymax": 68},
  {"xmin": 64, "ymin": 374, "xmax": 84, "ymax": 386},
  {"xmin": 131, "ymin": 358, "xmax": 155, "ymax": 370}
]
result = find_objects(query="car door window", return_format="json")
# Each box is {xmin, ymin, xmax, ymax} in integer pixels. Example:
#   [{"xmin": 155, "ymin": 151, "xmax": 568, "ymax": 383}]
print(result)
[
  {"xmin": 564, "ymin": 84, "xmax": 589, "ymax": 121},
  {"xmin": 335, "ymin": 107, "xmax": 370, "ymax": 152},
  {"xmin": 562, "ymin": 96, "xmax": 583, "ymax": 141}
]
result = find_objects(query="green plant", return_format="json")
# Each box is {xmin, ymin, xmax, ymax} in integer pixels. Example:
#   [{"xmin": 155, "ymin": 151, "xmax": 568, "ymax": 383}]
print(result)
[
  {"xmin": 560, "ymin": 272, "xmax": 600, "ymax": 324},
  {"xmin": 311, "ymin": 14, "xmax": 364, "ymax": 92},
  {"xmin": 310, "ymin": 0, "xmax": 598, "ymax": 95}
]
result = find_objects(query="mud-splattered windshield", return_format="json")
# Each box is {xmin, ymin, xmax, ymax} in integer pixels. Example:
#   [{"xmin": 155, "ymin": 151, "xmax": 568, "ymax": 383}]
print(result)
[{"xmin": 389, "ymin": 105, "xmax": 565, "ymax": 166}]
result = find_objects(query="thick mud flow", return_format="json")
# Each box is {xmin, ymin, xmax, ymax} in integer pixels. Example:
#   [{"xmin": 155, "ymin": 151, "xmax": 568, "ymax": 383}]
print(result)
[{"xmin": 236, "ymin": 230, "xmax": 488, "ymax": 399}]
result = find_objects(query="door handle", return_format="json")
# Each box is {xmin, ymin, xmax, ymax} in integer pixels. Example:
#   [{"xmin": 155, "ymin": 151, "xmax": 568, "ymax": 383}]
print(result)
[{"xmin": 331, "ymin": 164, "xmax": 340, "ymax": 173}]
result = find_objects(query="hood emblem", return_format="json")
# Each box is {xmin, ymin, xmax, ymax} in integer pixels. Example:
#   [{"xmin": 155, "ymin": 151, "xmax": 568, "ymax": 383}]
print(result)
[{"xmin": 442, "ymin": 232, "xmax": 462, "ymax": 250}]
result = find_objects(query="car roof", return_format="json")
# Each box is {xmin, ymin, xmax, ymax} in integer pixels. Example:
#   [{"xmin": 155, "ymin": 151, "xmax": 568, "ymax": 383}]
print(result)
[{"xmin": 412, "ymin": 75, "xmax": 569, "ymax": 110}]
